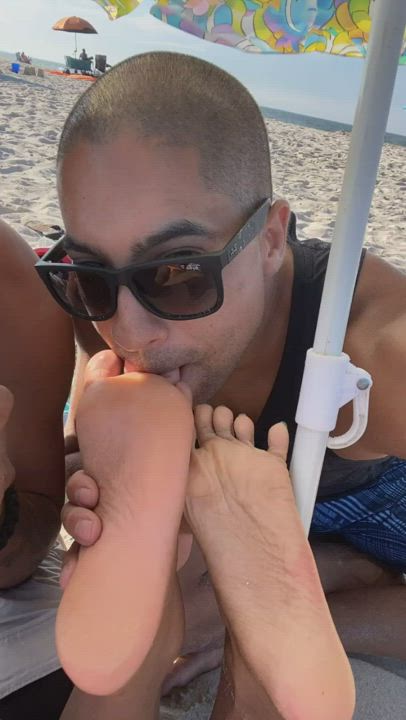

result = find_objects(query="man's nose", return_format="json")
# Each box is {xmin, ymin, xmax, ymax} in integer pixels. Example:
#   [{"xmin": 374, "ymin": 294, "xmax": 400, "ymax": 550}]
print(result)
[{"xmin": 111, "ymin": 286, "xmax": 168, "ymax": 352}]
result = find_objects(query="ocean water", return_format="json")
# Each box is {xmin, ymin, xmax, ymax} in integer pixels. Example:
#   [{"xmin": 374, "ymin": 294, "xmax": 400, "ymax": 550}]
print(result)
[
  {"xmin": 261, "ymin": 107, "xmax": 406, "ymax": 148},
  {"xmin": 0, "ymin": 50, "xmax": 60, "ymax": 70}
]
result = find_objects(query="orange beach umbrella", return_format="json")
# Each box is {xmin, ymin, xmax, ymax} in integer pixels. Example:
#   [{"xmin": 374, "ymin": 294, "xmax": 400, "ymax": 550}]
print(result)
[{"xmin": 52, "ymin": 16, "xmax": 97, "ymax": 57}]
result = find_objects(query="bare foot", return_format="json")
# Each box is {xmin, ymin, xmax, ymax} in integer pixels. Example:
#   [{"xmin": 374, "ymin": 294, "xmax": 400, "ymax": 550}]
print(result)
[
  {"xmin": 185, "ymin": 406, "xmax": 356, "ymax": 720},
  {"xmin": 56, "ymin": 351, "xmax": 195, "ymax": 697}
]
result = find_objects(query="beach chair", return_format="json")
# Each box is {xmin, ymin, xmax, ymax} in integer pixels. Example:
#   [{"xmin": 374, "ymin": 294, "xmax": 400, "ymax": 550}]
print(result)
[
  {"xmin": 65, "ymin": 55, "xmax": 92, "ymax": 75},
  {"xmin": 95, "ymin": 54, "xmax": 107, "ymax": 73}
]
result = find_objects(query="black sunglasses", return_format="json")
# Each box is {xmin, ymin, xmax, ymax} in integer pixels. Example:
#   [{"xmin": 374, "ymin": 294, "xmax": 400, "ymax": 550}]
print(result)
[{"xmin": 35, "ymin": 199, "xmax": 270, "ymax": 322}]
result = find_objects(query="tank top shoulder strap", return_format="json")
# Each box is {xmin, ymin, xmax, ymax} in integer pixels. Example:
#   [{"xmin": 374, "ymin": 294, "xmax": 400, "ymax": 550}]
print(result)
[{"xmin": 254, "ymin": 214, "xmax": 367, "ymax": 455}]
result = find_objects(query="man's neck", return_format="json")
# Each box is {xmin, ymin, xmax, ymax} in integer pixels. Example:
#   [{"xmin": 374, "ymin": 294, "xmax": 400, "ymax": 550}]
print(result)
[{"xmin": 211, "ymin": 248, "xmax": 294, "ymax": 422}]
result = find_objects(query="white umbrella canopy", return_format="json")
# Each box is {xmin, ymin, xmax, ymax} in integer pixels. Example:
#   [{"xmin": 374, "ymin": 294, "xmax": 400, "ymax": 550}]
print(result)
[{"xmin": 92, "ymin": 0, "xmax": 406, "ymax": 532}]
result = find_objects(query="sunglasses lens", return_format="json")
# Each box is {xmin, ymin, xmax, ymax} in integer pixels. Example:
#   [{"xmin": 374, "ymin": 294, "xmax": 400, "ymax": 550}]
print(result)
[
  {"xmin": 47, "ymin": 268, "xmax": 113, "ymax": 319},
  {"xmin": 45, "ymin": 260, "xmax": 219, "ymax": 321},
  {"xmin": 133, "ymin": 261, "xmax": 218, "ymax": 317}
]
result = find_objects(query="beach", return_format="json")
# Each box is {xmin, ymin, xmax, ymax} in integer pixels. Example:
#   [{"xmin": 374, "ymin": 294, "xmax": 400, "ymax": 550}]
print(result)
[
  {"xmin": 1, "ymin": 59, "xmax": 405, "ymax": 271},
  {"xmin": 1, "ymin": 58, "xmax": 405, "ymax": 719}
]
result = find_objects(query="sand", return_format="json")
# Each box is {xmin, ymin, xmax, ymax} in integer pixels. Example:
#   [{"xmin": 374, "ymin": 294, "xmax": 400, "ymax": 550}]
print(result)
[
  {"xmin": 1, "ymin": 59, "xmax": 405, "ymax": 718},
  {"xmin": 1, "ymin": 59, "xmax": 405, "ymax": 271}
]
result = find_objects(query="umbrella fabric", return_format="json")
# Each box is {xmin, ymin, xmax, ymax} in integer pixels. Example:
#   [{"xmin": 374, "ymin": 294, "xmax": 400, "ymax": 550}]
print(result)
[
  {"xmin": 52, "ymin": 16, "xmax": 97, "ymax": 34},
  {"xmin": 93, "ymin": 1, "xmax": 139, "ymax": 20},
  {"xmin": 93, "ymin": 0, "xmax": 406, "ymax": 62}
]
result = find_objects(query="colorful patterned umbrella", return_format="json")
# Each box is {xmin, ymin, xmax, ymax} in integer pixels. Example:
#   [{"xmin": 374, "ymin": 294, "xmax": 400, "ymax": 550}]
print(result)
[
  {"xmin": 93, "ymin": 1, "xmax": 139, "ymax": 20},
  {"xmin": 90, "ymin": 0, "xmax": 406, "ymax": 531},
  {"xmin": 93, "ymin": 0, "xmax": 406, "ymax": 62}
]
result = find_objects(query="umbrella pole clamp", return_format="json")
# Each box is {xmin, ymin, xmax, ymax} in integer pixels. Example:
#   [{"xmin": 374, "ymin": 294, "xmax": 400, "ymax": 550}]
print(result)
[{"xmin": 295, "ymin": 349, "xmax": 373, "ymax": 451}]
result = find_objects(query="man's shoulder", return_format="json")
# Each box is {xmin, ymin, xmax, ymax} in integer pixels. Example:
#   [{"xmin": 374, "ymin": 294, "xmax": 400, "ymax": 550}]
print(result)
[
  {"xmin": 344, "ymin": 252, "xmax": 404, "ymax": 383},
  {"xmin": 348, "ymin": 252, "xmax": 405, "ymax": 339},
  {"xmin": 341, "ymin": 252, "xmax": 405, "ymax": 458}
]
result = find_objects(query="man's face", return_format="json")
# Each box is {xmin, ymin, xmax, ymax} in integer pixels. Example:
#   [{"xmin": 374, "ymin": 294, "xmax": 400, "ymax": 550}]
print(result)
[{"xmin": 58, "ymin": 132, "xmax": 269, "ymax": 403}]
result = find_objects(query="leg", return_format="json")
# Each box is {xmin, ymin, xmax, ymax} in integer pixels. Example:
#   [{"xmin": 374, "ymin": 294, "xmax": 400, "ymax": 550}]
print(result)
[
  {"xmin": 56, "ymin": 351, "xmax": 195, "ymax": 697},
  {"xmin": 61, "ymin": 575, "xmax": 184, "ymax": 720},
  {"xmin": 186, "ymin": 406, "xmax": 356, "ymax": 720}
]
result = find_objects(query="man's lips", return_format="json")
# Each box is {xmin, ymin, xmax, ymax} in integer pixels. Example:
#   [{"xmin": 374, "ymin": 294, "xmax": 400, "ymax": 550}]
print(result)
[{"xmin": 123, "ymin": 360, "xmax": 181, "ymax": 385}]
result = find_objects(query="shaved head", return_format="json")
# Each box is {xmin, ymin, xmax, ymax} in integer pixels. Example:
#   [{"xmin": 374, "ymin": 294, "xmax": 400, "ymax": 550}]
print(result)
[{"xmin": 58, "ymin": 52, "xmax": 272, "ymax": 213}]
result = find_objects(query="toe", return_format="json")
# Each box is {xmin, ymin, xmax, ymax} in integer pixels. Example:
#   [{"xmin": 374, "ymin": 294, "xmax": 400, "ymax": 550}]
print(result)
[
  {"xmin": 84, "ymin": 350, "xmax": 123, "ymax": 389},
  {"xmin": 66, "ymin": 470, "xmax": 99, "ymax": 508},
  {"xmin": 194, "ymin": 404, "xmax": 215, "ymax": 446},
  {"xmin": 267, "ymin": 422, "xmax": 289, "ymax": 463},
  {"xmin": 233, "ymin": 413, "xmax": 255, "ymax": 444},
  {"xmin": 212, "ymin": 406, "xmax": 235, "ymax": 439}
]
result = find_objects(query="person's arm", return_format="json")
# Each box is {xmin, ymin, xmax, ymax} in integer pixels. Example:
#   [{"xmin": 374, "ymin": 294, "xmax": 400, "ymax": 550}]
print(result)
[
  {"xmin": 312, "ymin": 540, "xmax": 406, "ymax": 660},
  {"xmin": 0, "ymin": 221, "xmax": 75, "ymax": 588},
  {"xmin": 337, "ymin": 252, "xmax": 406, "ymax": 460},
  {"xmin": 328, "ymin": 585, "xmax": 406, "ymax": 660}
]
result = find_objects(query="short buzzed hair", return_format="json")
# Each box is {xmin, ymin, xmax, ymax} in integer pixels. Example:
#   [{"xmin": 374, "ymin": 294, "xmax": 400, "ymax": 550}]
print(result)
[{"xmin": 58, "ymin": 52, "xmax": 272, "ymax": 212}]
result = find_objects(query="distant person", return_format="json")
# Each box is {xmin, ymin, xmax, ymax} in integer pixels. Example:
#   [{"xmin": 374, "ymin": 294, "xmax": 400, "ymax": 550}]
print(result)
[{"xmin": 79, "ymin": 49, "xmax": 92, "ymax": 62}]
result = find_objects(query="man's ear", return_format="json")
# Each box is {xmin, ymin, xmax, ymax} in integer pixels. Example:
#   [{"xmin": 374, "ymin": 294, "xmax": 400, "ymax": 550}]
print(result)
[{"xmin": 261, "ymin": 199, "xmax": 290, "ymax": 275}]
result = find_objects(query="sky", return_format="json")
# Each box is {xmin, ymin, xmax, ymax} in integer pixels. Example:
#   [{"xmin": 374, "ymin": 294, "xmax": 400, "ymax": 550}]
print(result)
[{"xmin": 1, "ymin": 0, "xmax": 405, "ymax": 134}]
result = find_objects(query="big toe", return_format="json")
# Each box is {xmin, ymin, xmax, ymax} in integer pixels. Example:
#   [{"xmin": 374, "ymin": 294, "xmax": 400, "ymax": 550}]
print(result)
[
  {"xmin": 84, "ymin": 350, "xmax": 122, "ymax": 387},
  {"xmin": 267, "ymin": 423, "xmax": 289, "ymax": 464}
]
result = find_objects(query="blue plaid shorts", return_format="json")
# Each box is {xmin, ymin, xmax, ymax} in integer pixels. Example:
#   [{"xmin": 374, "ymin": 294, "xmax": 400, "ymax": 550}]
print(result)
[{"xmin": 311, "ymin": 458, "xmax": 406, "ymax": 572}]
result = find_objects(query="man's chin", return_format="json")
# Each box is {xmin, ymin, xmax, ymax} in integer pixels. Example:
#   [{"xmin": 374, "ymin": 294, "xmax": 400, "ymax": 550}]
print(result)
[{"xmin": 182, "ymin": 371, "xmax": 221, "ymax": 408}]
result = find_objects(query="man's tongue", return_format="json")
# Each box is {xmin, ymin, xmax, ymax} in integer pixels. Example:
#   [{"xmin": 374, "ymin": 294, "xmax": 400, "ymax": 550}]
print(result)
[{"xmin": 123, "ymin": 360, "xmax": 180, "ymax": 385}]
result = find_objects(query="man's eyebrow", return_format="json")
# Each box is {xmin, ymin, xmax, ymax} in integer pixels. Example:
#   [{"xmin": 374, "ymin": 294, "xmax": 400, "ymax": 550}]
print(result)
[
  {"xmin": 63, "ymin": 220, "xmax": 217, "ymax": 264},
  {"xmin": 130, "ymin": 220, "xmax": 217, "ymax": 261},
  {"xmin": 63, "ymin": 236, "xmax": 110, "ymax": 263}
]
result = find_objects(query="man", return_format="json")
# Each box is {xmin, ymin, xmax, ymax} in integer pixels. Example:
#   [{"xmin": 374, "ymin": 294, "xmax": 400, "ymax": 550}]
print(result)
[
  {"xmin": 79, "ymin": 49, "xmax": 90, "ymax": 62},
  {"xmin": 0, "ymin": 219, "xmax": 74, "ymax": 718},
  {"xmin": 37, "ymin": 52, "xmax": 406, "ymax": 713},
  {"xmin": 0, "ymin": 221, "xmax": 350, "ymax": 720}
]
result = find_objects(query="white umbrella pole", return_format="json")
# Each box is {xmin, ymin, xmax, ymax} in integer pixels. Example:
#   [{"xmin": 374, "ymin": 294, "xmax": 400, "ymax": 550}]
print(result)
[{"xmin": 290, "ymin": 0, "xmax": 406, "ymax": 535}]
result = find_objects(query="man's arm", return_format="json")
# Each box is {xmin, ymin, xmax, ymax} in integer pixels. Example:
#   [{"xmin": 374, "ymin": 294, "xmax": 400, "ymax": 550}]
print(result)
[
  {"xmin": 338, "ymin": 252, "xmax": 406, "ymax": 460},
  {"xmin": 0, "ymin": 220, "xmax": 75, "ymax": 588}
]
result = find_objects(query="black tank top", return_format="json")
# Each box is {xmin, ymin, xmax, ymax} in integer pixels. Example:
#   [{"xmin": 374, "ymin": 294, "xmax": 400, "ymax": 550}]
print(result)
[{"xmin": 254, "ymin": 217, "xmax": 393, "ymax": 501}]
